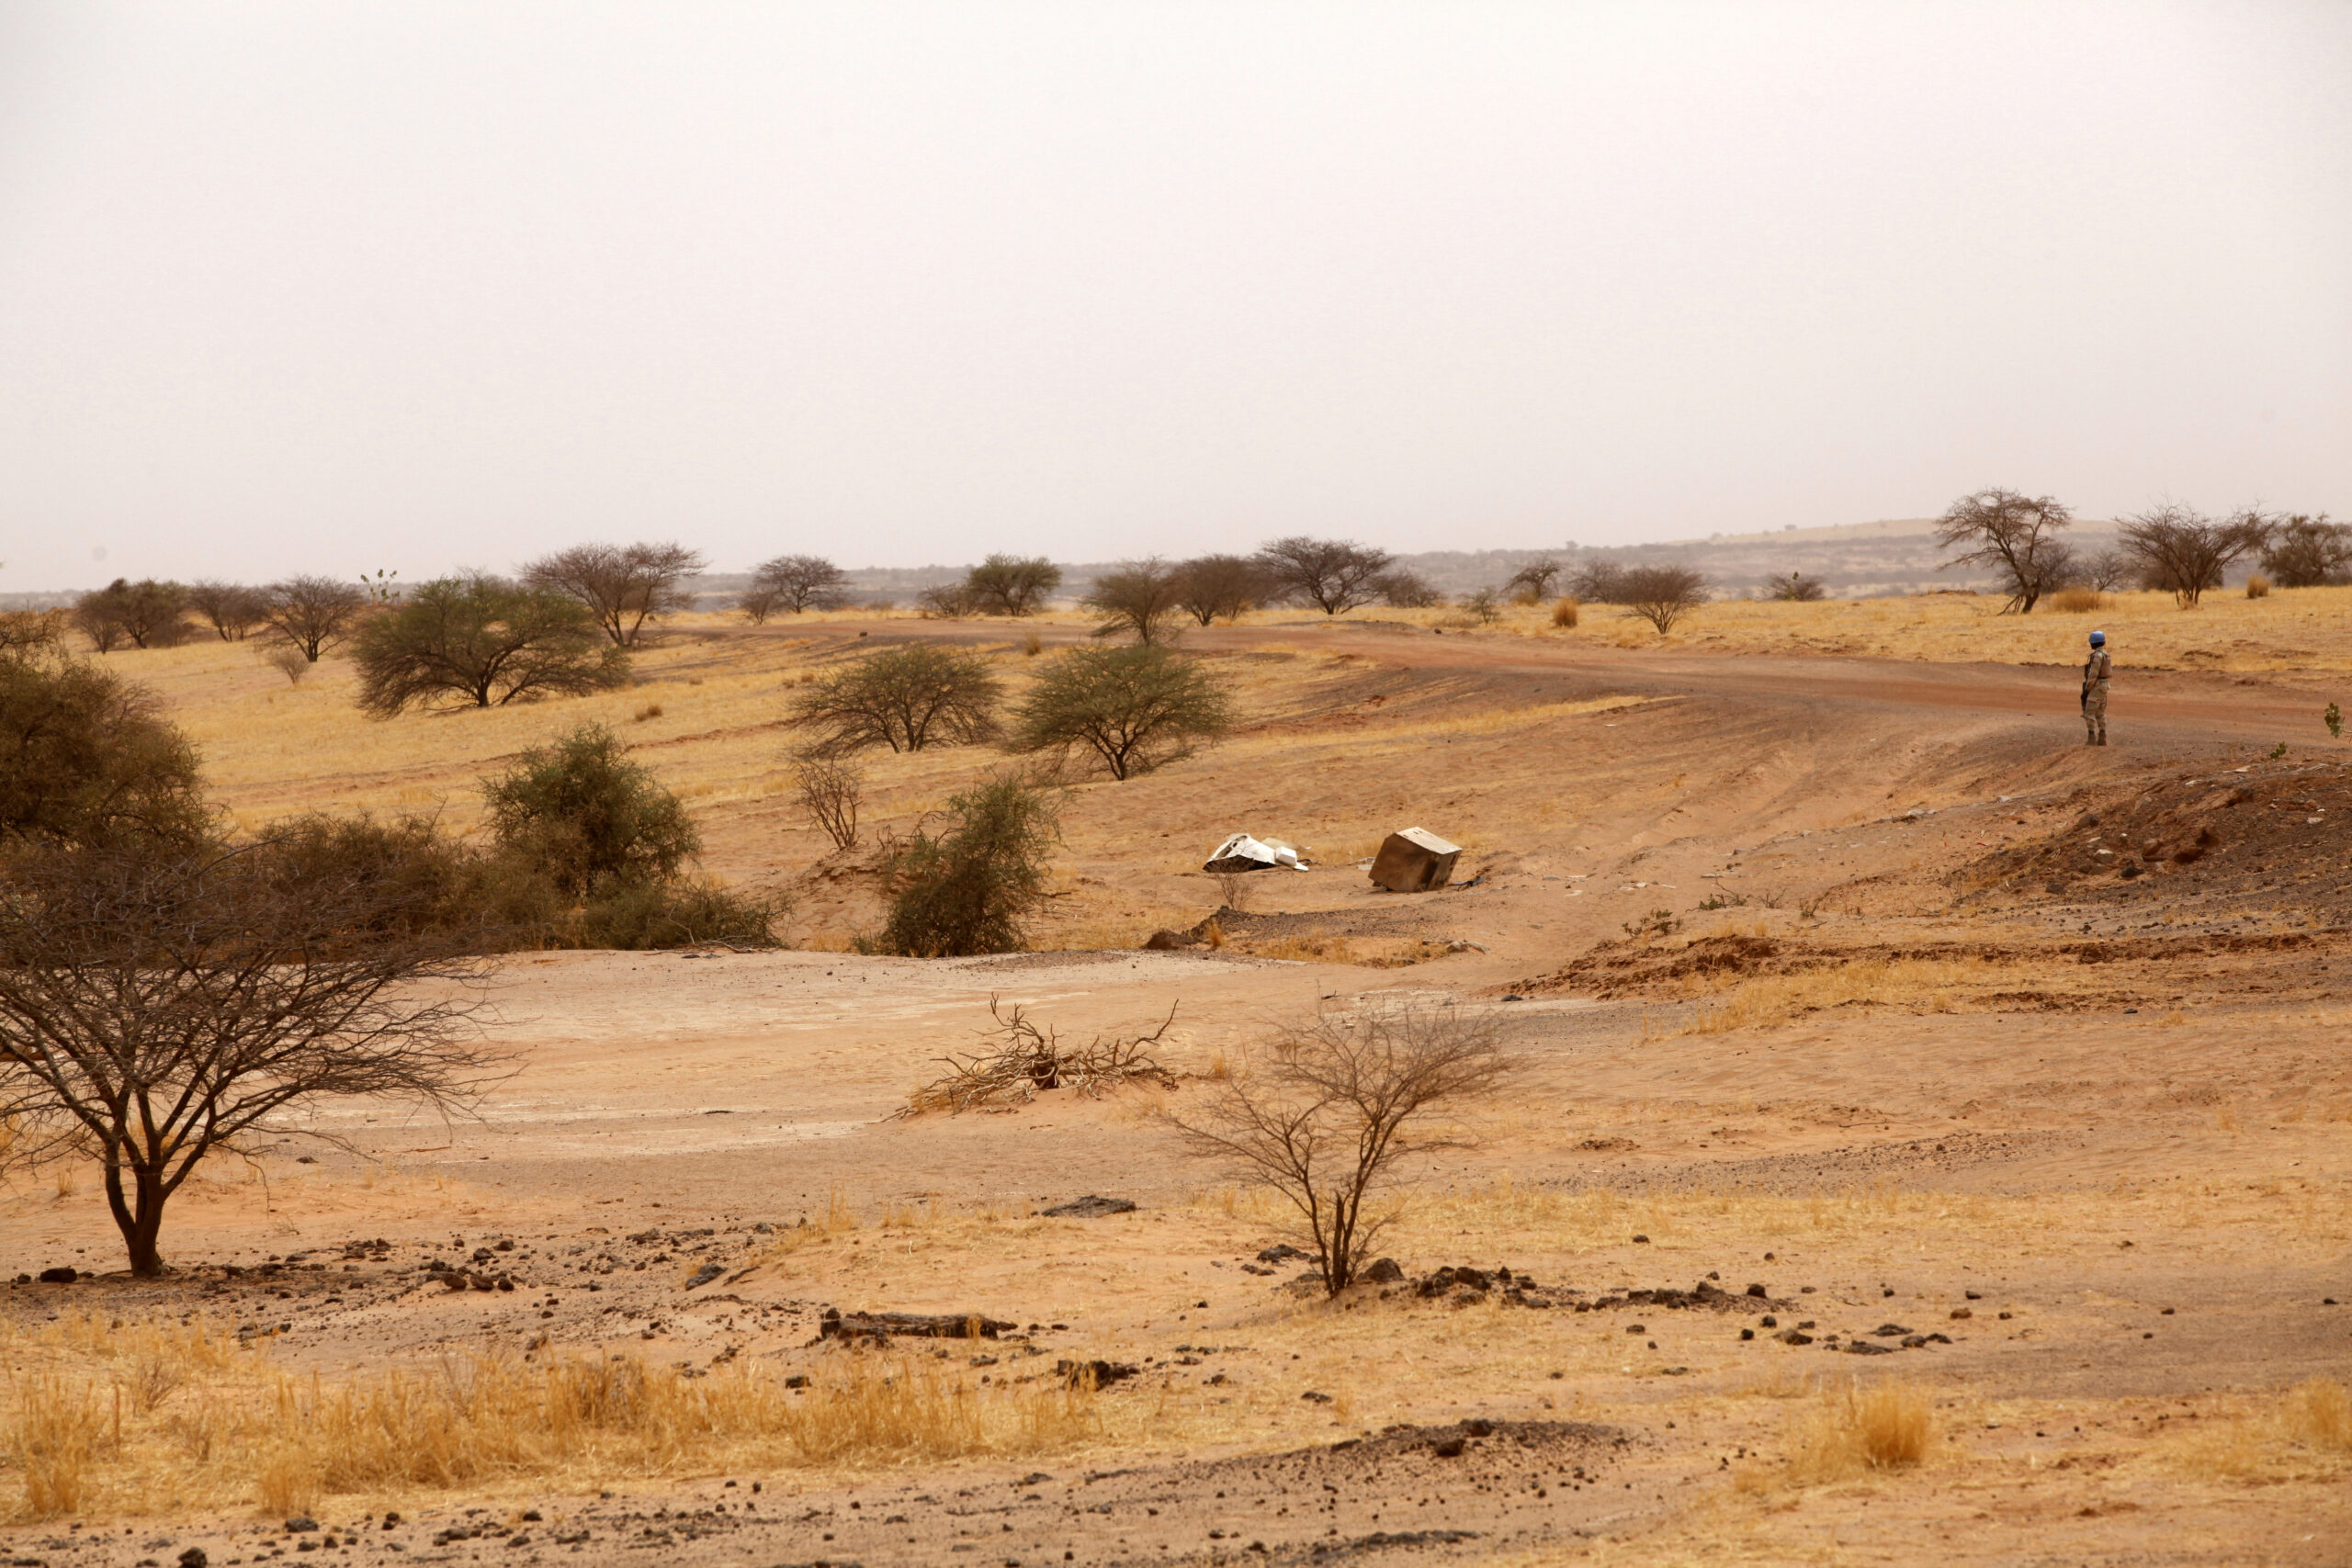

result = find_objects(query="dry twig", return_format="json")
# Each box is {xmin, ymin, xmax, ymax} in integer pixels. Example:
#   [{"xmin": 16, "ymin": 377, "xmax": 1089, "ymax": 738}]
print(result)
[{"xmin": 895, "ymin": 998, "xmax": 1178, "ymax": 1116}]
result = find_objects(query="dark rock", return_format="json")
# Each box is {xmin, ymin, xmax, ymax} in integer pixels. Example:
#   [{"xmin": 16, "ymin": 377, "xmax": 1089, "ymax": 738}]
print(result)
[
  {"xmin": 1775, "ymin": 1330, "xmax": 1813, "ymax": 1345},
  {"xmin": 821, "ymin": 1310, "xmax": 1015, "ymax": 1342},
  {"xmin": 1844, "ymin": 1341, "xmax": 1894, "ymax": 1355},
  {"xmin": 178, "ymin": 1551, "xmax": 209, "ymax": 1568},
  {"xmin": 684, "ymin": 1264, "xmax": 725, "ymax": 1290},
  {"xmin": 1631, "ymin": 1234, "xmax": 1650, "ymax": 1244},
  {"xmin": 1300, "ymin": 1391, "xmax": 1334, "ymax": 1404},
  {"xmin": 439, "ymin": 1272, "xmax": 469, "ymax": 1292},
  {"xmin": 1257, "ymin": 1245, "xmax": 1308, "ymax": 1263},
  {"xmin": 784, "ymin": 1374, "xmax": 810, "ymax": 1389},
  {"xmin": 1746, "ymin": 1283, "xmax": 1768, "ymax": 1298},
  {"xmin": 36, "ymin": 1266, "xmax": 76, "ymax": 1284},
  {"xmin": 1041, "ymin": 1196, "xmax": 1137, "ymax": 1219},
  {"xmin": 1361, "ymin": 1258, "xmax": 1405, "ymax": 1283},
  {"xmin": 1625, "ymin": 1324, "xmax": 1645, "ymax": 1334},
  {"xmin": 1872, "ymin": 1324, "xmax": 1911, "ymax": 1337},
  {"xmin": 1760, "ymin": 1315, "xmax": 1778, "ymax": 1328},
  {"xmin": 1740, "ymin": 1328, "xmax": 1755, "ymax": 1340},
  {"xmin": 1142, "ymin": 930, "xmax": 1198, "ymax": 951},
  {"xmin": 286, "ymin": 1517, "xmax": 320, "ymax": 1533},
  {"xmin": 1056, "ymin": 1359, "xmax": 1138, "ymax": 1388},
  {"xmin": 1429, "ymin": 1436, "xmax": 1466, "ymax": 1458}
]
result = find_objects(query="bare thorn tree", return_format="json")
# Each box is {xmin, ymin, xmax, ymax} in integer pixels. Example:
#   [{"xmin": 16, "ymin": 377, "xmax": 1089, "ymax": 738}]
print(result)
[
  {"xmin": 792, "ymin": 751, "xmax": 865, "ymax": 851},
  {"xmin": 1166, "ymin": 1007, "xmax": 1517, "ymax": 1295},
  {"xmin": 742, "ymin": 555, "xmax": 849, "ymax": 622},
  {"xmin": 262, "ymin": 576, "xmax": 368, "ymax": 661},
  {"xmin": 2117, "ymin": 505, "xmax": 2277, "ymax": 607},
  {"xmin": 1252, "ymin": 536, "xmax": 1394, "ymax": 616},
  {"xmin": 1503, "ymin": 558, "xmax": 1563, "ymax": 604},
  {"xmin": 186, "ymin": 581, "xmax": 270, "ymax": 642},
  {"xmin": 1082, "ymin": 558, "xmax": 1186, "ymax": 645},
  {"xmin": 1173, "ymin": 555, "xmax": 1264, "ymax": 626},
  {"xmin": 1618, "ymin": 565, "xmax": 1708, "ymax": 634},
  {"xmin": 0, "ymin": 844, "xmax": 508, "ymax": 1276},
  {"xmin": 522, "ymin": 542, "xmax": 708, "ymax": 647},
  {"xmin": 962, "ymin": 555, "xmax": 1063, "ymax": 617},
  {"xmin": 1370, "ymin": 568, "xmax": 1442, "ymax": 608},
  {"xmin": 1934, "ymin": 489, "xmax": 2075, "ymax": 614}
]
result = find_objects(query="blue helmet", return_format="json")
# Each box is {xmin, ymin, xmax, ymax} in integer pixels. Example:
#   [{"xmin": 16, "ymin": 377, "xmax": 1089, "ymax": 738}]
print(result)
[{"xmin": 2089, "ymin": 630, "xmax": 2106, "ymax": 646}]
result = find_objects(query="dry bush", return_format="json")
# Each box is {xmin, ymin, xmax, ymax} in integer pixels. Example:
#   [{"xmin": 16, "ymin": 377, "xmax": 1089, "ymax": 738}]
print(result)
[
  {"xmin": 1784, "ymin": 1380, "xmax": 1934, "ymax": 1483},
  {"xmin": 880, "ymin": 772, "xmax": 1059, "ymax": 956},
  {"xmin": 897, "ymin": 998, "xmax": 1178, "ymax": 1116},
  {"xmin": 1215, "ymin": 872, "xmax": 1251, "ymax": 911},
  {"xmin": 8, "ymin": 1375, "xmax": 104, "ymax": 1517},
  {"xmin": 1167, "ymin": 1005, "xmax": 1518, "ymax": 1293},
  {"xmin": 259, "ymin": 643, "xmax": 311, "ymax": 684},
  {"xmin": 1618, "ymin": 566, "xmax": 1708, "ymax": 634},
  {"xmin": 2049, "ymin": 586, "xmax": 2108, "ymax": 614},
  {"xmin": 2245, "ymin": 572, "xmax": 2272, "ymax": 599},
  {"xmin": 791, "ymin": 752, "xmax": 864, "ymax": 851},
  {"xmin": 1550, "ymin": 598, "xmax": 1578, "ymax": 628}
]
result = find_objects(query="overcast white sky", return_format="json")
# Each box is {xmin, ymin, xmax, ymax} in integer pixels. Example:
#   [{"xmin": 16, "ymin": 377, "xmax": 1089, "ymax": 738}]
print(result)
[{"xmin": 3, "ymin": 3, "xmax": 2346, "ymax": 590}]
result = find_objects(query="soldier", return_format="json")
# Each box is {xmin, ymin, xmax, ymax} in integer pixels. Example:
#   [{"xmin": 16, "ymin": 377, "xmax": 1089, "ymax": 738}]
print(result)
[{"xmin": 2081, "ymin": 630, "xmax": 2111, "ymax": 746}]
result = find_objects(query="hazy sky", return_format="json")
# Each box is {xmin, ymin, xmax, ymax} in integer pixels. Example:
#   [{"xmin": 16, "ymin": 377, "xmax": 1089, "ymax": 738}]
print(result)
[{"xmin": 4, "ymin": 3, "xmax": 2347, "ymax": 590}]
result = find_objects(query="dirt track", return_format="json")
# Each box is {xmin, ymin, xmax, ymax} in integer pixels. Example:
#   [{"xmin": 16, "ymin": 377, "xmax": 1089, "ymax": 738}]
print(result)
[{"xmin": 3, "ymin": 624, "xmax": 2346, "ymax": 1565}]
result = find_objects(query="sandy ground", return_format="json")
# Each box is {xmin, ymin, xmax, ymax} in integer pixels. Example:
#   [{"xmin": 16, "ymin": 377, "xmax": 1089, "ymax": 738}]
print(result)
[{"xmin": 3, "ymin": 617, "xmax": 2347, "ymax": 1565}]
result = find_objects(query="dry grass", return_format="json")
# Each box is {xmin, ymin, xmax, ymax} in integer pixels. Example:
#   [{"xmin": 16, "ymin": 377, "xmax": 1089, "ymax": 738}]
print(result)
[
  {"xmin": 1680, "ymin": 955, "xmax": 2026, "ymax": 1033},
  {"xmin": 2282, "ymin": 1376, "xmax": 2352, "ymax": 1453},
  {"xmin": 1781, "ymin": 1380, "xmax": 1935, "ymax": 1483},
  {"xmin": 2048, "ymin": 587, "xmax": 2109, "ymax": 614}
]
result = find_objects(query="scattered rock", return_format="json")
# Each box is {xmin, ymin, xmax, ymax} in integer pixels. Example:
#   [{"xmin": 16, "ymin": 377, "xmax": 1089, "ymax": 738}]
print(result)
[
  {"xmin": 1951, "ymin": 1307, "xmax": 1973, "ymax": 1319},
  {"xmin": 1141, "ymin": 930, "xmax": 1198, "ymax": 951},
  {"xmin": 1257, "ymin": 1245, "xmax": 1309, "ymax": 1264},
  {"xmin": 1843, "ymin": 1341, "xmax": 1894, "ymax": 1356},
  {"xmin": 1871, "ymin": 1323, "xmax": 1912, "ymax": 1337},
  {"xmin": 1775, "ymin": 1329, "xmax": 1813, "ymax": 1345},
  {"xmin": 819, "ymin": 1308, "xmax": 1015, "ymax": 1343},
  {"xmin": 285, "ymin": 1517, "xmax": 319, "ymax": 1534},
  {"xmin": 1041, "ymin": 1196, "xmax": 1138, "ymax": 1219},
  {"xmin": 36, "ymin": 1266, "xmax": 76, "ymax": 1284},
  {"xmin": 1361, "ymin": 1258, "xmax": 1405, "ymax": 1284},
  {"xmin": 1300, "ymin": 1391, "xmax": 1334, "ymax": 1404},
  {"xmin": 1631, "ymin": 1234, "xmax": 1650, "ymax": 1244},
  {"xmin": 684, "ymin": 1264, "xmax": 725, "ymax": 1290},
  {"xmin": 1057, "ymin": 1359, "xmax": 1139, "ymax": 1388},
  {"xmin": 178, "ymin": 1550, "xmax": 209, "ymax": 1568}
]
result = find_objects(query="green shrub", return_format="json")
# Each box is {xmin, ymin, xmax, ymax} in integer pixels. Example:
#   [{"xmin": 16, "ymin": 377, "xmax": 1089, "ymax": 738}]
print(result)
[
  {"xmin": 481, "ymin": 724, "xmax": 699, "ymax": 900},
  {"xmin": 786, "ymin": 644, "xmax": 1001, "ymax": 755},
  {"xmin": 1006, "ymin": 644, "xmax": 1235, "ymax": 780},
  {"xmin": 577, "ymin": 877, "xmax": 780, "ymax": 951},
  {"xmin": 881, "ymin": 773, "xmax": 1061, "ymax": 956},
  {"xmin": 0, "ymin": 641, "xmax": 209, "ymax": 851}
]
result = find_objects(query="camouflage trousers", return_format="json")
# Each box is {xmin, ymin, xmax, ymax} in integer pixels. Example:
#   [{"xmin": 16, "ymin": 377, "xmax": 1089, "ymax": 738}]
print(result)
[{"xmin": 2083, "ymin": 682, "xmax": 2109, "ymax": 743}]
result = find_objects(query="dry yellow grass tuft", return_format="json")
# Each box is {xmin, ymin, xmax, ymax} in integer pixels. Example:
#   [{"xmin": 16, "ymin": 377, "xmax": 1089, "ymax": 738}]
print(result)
[
  {"xmin": 1783, "ymin": 1380, "xmax": 1935, "ymax": 1483},
  {"xmin": 2282, "ymin": 1377, "xmax": 2351, "ymax": 1452},
  {"xmin": 1681, "ymin": 955, "xmax": 2023, "ymax": 1033},
  {"xmin": 2049, "ymin": 587, "xmax": 2108, "ymax": 614}
]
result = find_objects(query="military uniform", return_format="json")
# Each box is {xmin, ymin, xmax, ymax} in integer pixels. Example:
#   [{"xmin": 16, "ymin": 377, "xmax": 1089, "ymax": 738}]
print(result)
[{"xmin": 2082, "ymin": 645, "xmax": 2111, "ymax": 745}]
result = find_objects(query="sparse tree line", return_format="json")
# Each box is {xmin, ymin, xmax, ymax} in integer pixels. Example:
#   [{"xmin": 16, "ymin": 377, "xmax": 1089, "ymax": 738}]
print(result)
[{"xmin": 1936, "ymin": 490, "xmax": 2346, "ymax": 613}]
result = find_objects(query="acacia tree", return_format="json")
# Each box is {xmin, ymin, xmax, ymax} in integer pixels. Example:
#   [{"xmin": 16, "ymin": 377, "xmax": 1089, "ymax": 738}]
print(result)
[
  {"xmin": 0, "ymin": 637, "xmax": 209, "ymax": 849},
  {"xmin": 523, "ymin": 542, "xmax": 707, "ymax": 647},
  {"xmin": 74, "ymin": 580, "xmax": 188, "ymax": 650},
  {"xmin": 352, "ymin": 574, "xmax": 628, "ymax": 716},
  {"xmin": 786, "ymin": 644, "xmax": 1002, "ymax": 754},
  {"xmin": 1768, "ymin": 571, "xmax": 1826, "ymax": 602},
  {"xmin": 1371, "ymin": 568, "xmax": 1442, "ymax": 608},
  {"xmin": 1007, "ymin": 644, "xmax": 1235, "ymax": 780},
  {"xmin": 1934, "ymin": 489, "xmax": 2075, "ymax": 614},
  {"xmin": 2118, "ymin": 505, "xmax": 2274, "ymax": 607},
  {"xmin": 1503, "ymin": 558, "xmax": 1563, "ymax": 604},
  {"xmin": 1166, "ymin": 1008, "xmax": 1517, "ymax": 1295},
  {"xmin": 2258, "ymin": 515, "xmax": 2349, "ymax": 589},
  {"xmin": 1082, "ymin": 558, "xmax": 1186, "ymax": 645},
  {"xmin": 963, "ymin": 555, "xmax": 1062, "ymax": 617},
  {"xmin": 1253, "ymin": 536, "xmax": 1393, "ymax": 615},
  {"xmin": 262, "ymin": 575, "xmax": 368, "ymax": 661},
  {"xmin": 186, "ymin": 581, "xmax": 270, "ymax": 641},
  {"xmin": 0, "ymin": 843, "xmax": 505, "ymax": 1276},
  {"xmin": 1173, "ymin": 555, "xmax": 1262, "ymax": 626},
  {"xmin": 1568, "ymin": 559, "xmax": 1630, "ymax": 604},
  {"xmin": 741, "ymin": 555, "xmax": 848, "ymax": 621},
  {"xmin": 481, "ymin": 723, "xmax": 701, "ymax": 899},
  {"xmin": 1619, "ymin": 565, "xmax": 1708, "ymax": 633}
]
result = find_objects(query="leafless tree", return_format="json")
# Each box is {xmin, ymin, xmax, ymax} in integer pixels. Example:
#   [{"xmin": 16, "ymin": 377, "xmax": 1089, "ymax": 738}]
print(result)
[
  {"xmin": 2078, "ymin": 549, "xmax": 2132, "ymax": 592},
  {"xmin": 185, "ymin": 581, "xmax": 269, "ymax": 641},
  {"xmin": 786, "ymin": 643, "xmax": 1002, "ymax": 754},
  {"xmin": 261, "ymin": 576, "xmax": 368, "ymax": 662},
  {"xmin": 1619, "ymin": 565, "xmax": 1709, "ymax": 634},
  {"xmin": 792, "ymin": 752, "xmax": 864, "ymax": 850},
  {"xmin": 1457, "ymin": 587, "xmax": 1504, "ymax": 625},
  {"xmin": 0, "ymin": 843, "xmax": 507, "ymax": 1276},
  {"xmin": 522, "ymin": 542, "xmax": 708, "ymax": 647},
  {"xmin": 1165, "ymin": 1007, "xmax": 1518, "ymax": 1294},
  {"xmin": 1173, "ymin": 556, "xmax": 1263, "ymax": 626},
  {"xmin": 1082, "ymin": 558, "xmax": 1186, "ymax": 644},
  {"xmin": 1503, "ymin": 558, "xmax": 1563, "ymax": 604},
  {"xmin": 742, "ymin": 555, "xmax": 849, "ymax": 622},
  {"xmin": 1933, "ymin": 489, "xmax": 2075, "ymax": 614},
  {"xmin": 2118, "ymin": 504, "xmax": 2275, "ymax": 608},
  {"xmin": 1567, "ymin": 559, "xmax": 1630, "ymax": 604},
  {"xmin": 1252, "ymin": 536, "xmax": 1394, "ymax": 615},
  {"xmin": 1370, "ymin": 568, "xmax": 1442, "ymax": 608},
  {"xmin": 916, "ymin": 581, "xmax": 977, "ymax": 618},
  {"xmin": 962, "ymin": 555, "xmax": 1063, "ymax": 617},
  {"xmin": 2259, "ymin": 514, "xmax": 2351, "ymax": 588}
]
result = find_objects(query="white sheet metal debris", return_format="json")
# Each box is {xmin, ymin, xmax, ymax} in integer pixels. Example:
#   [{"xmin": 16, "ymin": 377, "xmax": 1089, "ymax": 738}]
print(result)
[{"xmin": 1204, "ymin": 833, "xmax": 1310, "ymax": 873}]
